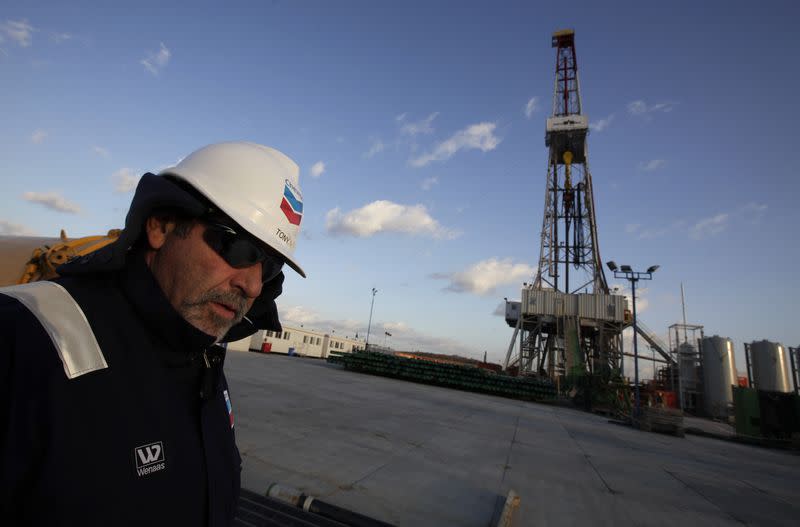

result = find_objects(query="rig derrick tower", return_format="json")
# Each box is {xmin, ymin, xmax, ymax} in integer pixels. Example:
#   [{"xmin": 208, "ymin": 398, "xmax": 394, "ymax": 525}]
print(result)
[{"xmin": 505, "ymin": 30, "xmax": 624, "ymax": 383}]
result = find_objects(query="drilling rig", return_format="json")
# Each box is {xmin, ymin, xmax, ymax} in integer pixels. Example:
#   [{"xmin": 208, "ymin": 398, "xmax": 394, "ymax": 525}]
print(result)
[{"xmin": 504, "ymin": 30, "xmax": 627, "ymax": 394}]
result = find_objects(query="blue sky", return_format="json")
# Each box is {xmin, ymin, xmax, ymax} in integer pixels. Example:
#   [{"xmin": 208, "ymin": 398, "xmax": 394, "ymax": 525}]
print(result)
[{"xmin": 2, "ymin": 1, "xmax": 799, "ymax": 375}]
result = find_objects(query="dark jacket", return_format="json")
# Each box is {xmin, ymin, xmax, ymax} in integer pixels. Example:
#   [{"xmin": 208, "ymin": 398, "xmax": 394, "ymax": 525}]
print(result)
[{"xmin": 0, "ymin": 253, "xmax": 244, "ymax": 526}]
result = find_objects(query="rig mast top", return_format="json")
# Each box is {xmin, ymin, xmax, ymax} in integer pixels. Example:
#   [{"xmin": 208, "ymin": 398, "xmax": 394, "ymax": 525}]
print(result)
[{"xmin": 546, "ymin": 29, "xmax": 589, "ymax": 165}]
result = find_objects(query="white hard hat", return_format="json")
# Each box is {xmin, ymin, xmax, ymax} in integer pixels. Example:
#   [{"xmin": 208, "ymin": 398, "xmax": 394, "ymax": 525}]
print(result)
[{"xmin": 159, "ymin": 142, "xmax": 306, "ymax": 278}]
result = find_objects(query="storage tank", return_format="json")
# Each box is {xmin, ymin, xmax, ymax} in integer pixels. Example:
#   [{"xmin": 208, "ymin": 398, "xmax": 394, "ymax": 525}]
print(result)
[
  {"xmin": 750, "ymin": 340, "xmax": 792, "ymax": 393},
  {"xmin": 701, "ymin": 336, "xmax": 737, "ymax": 418}
]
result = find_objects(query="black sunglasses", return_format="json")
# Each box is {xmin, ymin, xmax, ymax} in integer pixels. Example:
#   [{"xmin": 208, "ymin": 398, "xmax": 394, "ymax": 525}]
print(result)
[{"xmin": 202, "ymin": 221, "xmax": 284, "ymax": 283}]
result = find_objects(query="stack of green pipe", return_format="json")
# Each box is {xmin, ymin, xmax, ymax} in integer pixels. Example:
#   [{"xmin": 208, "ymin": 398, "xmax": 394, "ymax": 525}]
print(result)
[{"xmin": 327, "ymin": 351, "xmax": 556, "ymax": 401}]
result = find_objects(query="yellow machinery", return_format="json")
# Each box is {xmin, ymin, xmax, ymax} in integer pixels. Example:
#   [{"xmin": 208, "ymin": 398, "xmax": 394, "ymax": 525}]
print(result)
[{"xmin": 0, "ymin": 230, "xmax": 120, "ymax": 286}]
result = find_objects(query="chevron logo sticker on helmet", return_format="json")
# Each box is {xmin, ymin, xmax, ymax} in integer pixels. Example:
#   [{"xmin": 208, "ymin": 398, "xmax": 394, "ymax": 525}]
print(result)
[{"xmin": 280, "ymin": 180, "xmax": 303, "ymax": 226}]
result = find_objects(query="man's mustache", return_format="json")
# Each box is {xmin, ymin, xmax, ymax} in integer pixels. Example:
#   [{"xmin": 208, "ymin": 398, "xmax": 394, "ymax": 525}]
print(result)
[{"xmin": 187, "ymin": 290, "xmax": 249, "ymax": 321}]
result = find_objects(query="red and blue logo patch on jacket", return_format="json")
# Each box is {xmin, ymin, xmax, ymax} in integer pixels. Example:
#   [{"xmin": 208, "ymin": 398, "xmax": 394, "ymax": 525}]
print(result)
[
  {"xmin": 280, "ymin": 180, "xmax": 303, "ymax": 226},
  {"xmin": 223, "ymin": 389, "xmax": 234, "ymax": 429}
]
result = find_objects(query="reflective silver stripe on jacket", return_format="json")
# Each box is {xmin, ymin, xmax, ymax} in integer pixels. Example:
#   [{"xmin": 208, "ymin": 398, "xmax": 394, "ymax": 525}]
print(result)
[{"xmin": 0, "ymin": 281, "xmax": 107, "ymax": 379}]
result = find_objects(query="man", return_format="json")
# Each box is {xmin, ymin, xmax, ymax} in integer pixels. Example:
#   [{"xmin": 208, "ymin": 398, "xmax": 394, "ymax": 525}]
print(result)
[{"xmin": 0, "ymin": 142, "xmax": 306, "ymax": 525}]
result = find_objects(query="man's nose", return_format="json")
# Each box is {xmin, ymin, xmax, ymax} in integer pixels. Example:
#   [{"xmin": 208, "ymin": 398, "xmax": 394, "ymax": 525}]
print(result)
[{"xmin": 231, "ymin": 262, "xmax": 263, "ymax": 299}]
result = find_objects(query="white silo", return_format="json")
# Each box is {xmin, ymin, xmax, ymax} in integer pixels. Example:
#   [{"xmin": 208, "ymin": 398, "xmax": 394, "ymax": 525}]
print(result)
[
  {"xmin": 700, "ymin": 336, "xmax": 737, "ymax": 418},
  {"xmin": 750, "ymin": 340, "xmax": 792, "ymax": 393}
]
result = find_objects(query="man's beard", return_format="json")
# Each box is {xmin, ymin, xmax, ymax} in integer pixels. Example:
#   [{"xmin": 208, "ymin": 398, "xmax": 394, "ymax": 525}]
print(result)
[{"xmin": 180, "ymin": 288, "xmax": 248, "ymax": 340}]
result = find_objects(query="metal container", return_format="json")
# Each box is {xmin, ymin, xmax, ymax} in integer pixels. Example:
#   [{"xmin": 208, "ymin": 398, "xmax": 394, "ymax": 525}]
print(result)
[
  {"xmin": 573, "ymin": 293, "xmax": 625, "ymax": 321},
  {"xmin": 678, "ymin": 342, "xmax": 698, "ymax": 390},
  {"xmin": 543, "ymin": 290, "xmax": 557, "ymax": 316},
  {"xmin": 505, "ymin": 301, "xmax": 521, "ymax": 328},
  {"xmin": 750, "ymin": 340, "xmax": 792, "ymax": 393},
  {"xmin": 522, "ymin": 289, "xmax": 587, "ymax": 318},
  {"xmin": 578, "ymin": 294, "xmax": 595, "ymax": 319},
  {"xmin": 523, "ymin": 289, "xmax": 557, "ymax": 316},
  {"xmin": 701, "ymin": 336, "xmax": 738, "ymax": 418},
  {"xmin": 733, "ymin": 386, "xmax": 761, "ymax": 437},
  {"xmin": 567, "ymin": 293, "xmax": 579, "ymax": 316},
  {"xmin": 554, "ymin": 293, "xmax": 578, "ymax": 316},
  {"xmin": 522, "ymin": 288, "xmax": 543, "ymax": 315},
  {"xmin": 591, "ymin": 294, "xmax": 603, "ymax": 320},
  {"xmin": 610, "ymin": 295, "xmax": 625, "ymax": 322}
]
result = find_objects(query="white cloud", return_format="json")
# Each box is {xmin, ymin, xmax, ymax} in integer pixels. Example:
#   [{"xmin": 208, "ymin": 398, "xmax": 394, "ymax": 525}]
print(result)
[
  {"xmin": 689, "ymin": 213, "xmax": 729, "ymax": 240},
  {"xmin": 50, "ymin": 32, "xmax": 73, "ymax": 44},
  {"xmin": 638, "ymin": 159, "xmax": 666, "ymax": 171},
  {"xmin": 630, "ymin": 201, "xmax": 765, "ymax": 242},
  {"xmin": 278, "ymin": 305, "xmax": 363, "ymax": 338},
  {"xmin": 589, "ymin": 114, "xmax": 614, "ymax": 132},
  {"xmin": 742, "ymin": 202, "xmax": 767, "ymax": 214},
  {"xmin": 0, "ymin": 219, "xmax": 37, "ymax": 236},
  {"xmin": 22, "ymin": 191, "xmax": 81, "ymax": 214},
  {"xmin": 420, "ymin": 176, "xmax": 439, "ymax": 191},
  {"xmin": 395, "ymin": 113, "xmax": 407, "ymax": 122},
  {"xmin": 362, "ymin": 138, "xmax": 385, "ymax": 159},
  {"xmin": 524, "ymin": 96, "xmax": 539, "ymax": 119},
  {"xmin": 612, "ymin": 284, "xmax": 650, "ymax": 314},
  {"xmin": 627, "ymin": 100, "xmax": 647, "ymax": 115},
  {"xmin": 740, "ymin": 202, "xmax": 767, "ymax": 222},
  {"xmin": 627, "ymin": 99, "xmax": 677, "ymax": 118},
  {"xmin": 280, "ymin": 305, "xmax": 325, "ymax": 326},
  {"xmin": 310, "ymin": 161, "xmax": 326, "ymax": 178},
  {"xmin": 410, "ymin": 122, "xmax": 501, "ymax": 167},
  {"xmin": 92, "ymin": 145, "xmax": 110, "ymax": 158},
  {"xmin": 431, "ymin": 258, "xmax": 536, "ymax": 296},
  {"xmin": 326, "ymin": 200, "xmax": 459, "ymax": 239},
  {"xmin": 30, "ymin": 129, "xmax": 47, "ymax": 144},
  {"xmin": 624, "ymin": 219, "xmax": 687, "ymax": 240},
  {"xmin": 382, "ymin": 321, "xmax": 410, "ymax": 333},
  {"xmin": 1, "ymin": 19, "xmax": 35, "ymax": 48},
  {"xmin": 112, "ymin": 168, "xmax": 140, "ymax": 193},
  {"xmin": 140, "ymin": 42, "xmax": 171, "ymax": 75},
  {"xmin": 400, "ymin": 112, "xmax": 439, "ymax": 136}
]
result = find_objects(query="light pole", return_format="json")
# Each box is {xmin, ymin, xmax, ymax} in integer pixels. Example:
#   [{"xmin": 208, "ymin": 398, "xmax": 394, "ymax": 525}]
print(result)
[
  {"xmin": 606, "ymin": 261, "xmax": 659, "ymax": 421},
  {"xmin": 365, "ymin": 287, "xmax": 378, "ymax": 351}
]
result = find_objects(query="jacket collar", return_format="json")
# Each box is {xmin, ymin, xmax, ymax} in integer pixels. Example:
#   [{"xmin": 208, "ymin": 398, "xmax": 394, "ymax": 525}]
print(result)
[{"xmin": 120, "ymin": 251, "xmax": 217, "ymax": 354}]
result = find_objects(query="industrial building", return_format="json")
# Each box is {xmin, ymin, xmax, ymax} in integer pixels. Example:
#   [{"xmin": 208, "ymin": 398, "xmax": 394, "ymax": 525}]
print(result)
[{"xmin": 228, "ymin": 325, "xmax": 366, "ymax": 358}]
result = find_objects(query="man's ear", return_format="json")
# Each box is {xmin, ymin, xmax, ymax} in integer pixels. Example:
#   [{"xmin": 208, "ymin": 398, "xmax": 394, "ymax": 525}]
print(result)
[{"xmin": 144, "ymin": 216, "xmax": 175, "ymax": 250}]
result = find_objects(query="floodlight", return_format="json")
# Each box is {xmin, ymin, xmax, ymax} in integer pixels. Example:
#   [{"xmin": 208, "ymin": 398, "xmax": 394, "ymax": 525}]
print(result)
[
  {"xmin": 606, "ymin": 261, "xmax": 618, "ymax": 271},
  {"xmin": 620, "ymin": 265, "xmax": 632, "ymax": 273},
  {"xmin": 646, "ymin": 265, "xmax": 660, "ymax": 274}
]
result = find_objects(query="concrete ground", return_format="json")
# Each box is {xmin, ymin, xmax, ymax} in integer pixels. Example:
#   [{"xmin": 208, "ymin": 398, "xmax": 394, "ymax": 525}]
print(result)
[
  {"xmin": 226, "ymin": 351, "xmax": 800, "ymax": 527},
  {"xmin": 684, "ymin": 416, "xmax": 736, "ymax": 438}
]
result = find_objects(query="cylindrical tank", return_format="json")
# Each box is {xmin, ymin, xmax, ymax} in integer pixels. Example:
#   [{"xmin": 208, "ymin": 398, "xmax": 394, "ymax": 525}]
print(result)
[
  {"xmin": 750, "ymin": 340, "xmax": 792, "ymax": 393},
  {"xmin": 701, "ymin": 336, "xmax": 738, "ymax": 418}
]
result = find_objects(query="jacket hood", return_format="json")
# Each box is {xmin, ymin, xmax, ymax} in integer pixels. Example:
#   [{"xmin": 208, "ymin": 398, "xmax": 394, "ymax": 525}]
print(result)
[{"xmin": 57, "ymin": 174, "xmax": 283, "ymax": 340}]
